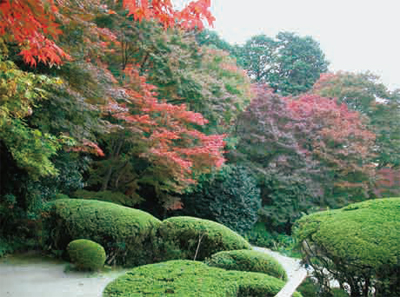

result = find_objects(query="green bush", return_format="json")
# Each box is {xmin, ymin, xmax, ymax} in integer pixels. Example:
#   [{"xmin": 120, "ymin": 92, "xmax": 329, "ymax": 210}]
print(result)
[
  {"xmin": 156, "ymin": 216, "xmax": 251, "ymax": 261},
  {"xmin": 179, "ymin": 165, "xmax": 261, "ymax": 234},
  {"xmin": 245, "ymin": 222, "xmax": 275, "ymax": 248},
  {"xmin": 0, "ymin": 238, "xmax": 13, "ymax": 258},
  {"xmin": 67, "ymin": 239, "xmax": 106, "ymax": 271},
  {"xmin": 297, "ymin": 278, "xmax": 349, "ymax": 297},
  {"xmin": 206, "ymin": 249, "xmax": 287, "ymax": 281},
  {"xmin": 43, "ymin": 198, "xmax": 161, "ymax": 267},
  {"xmin": 294, "ymin": 198, "xmax": 400, "ymax": 296},
  {"xmin": 103, "ymin": 260, "xmax": 287, "ymax": 297}
]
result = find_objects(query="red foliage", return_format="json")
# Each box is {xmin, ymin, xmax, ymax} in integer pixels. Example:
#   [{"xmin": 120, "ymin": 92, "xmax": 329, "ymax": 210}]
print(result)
[
  {"xmin": 0, "ymin": 0, "xmax": 214, "ymax": 66},
  {"xmin": 68, "ymin": 139, "xmax": 105, "ymax": 157},
  {"xmin": 374, "ymin": 168, "xmax": 400, "ymax": 197},
  {"xmin": 0, "ymin": 0, "xmax": 70, "ymax": 66},
  {"xmin": 123, "ymin": 0, "xmax": 214, "ymax": 29},
  {"xmin": 285, "ymin": 94, "xmax": 376, "ymax": 195},
  {"xmin": 106, "ymin": 66, "xmax": 225, "ymax": 191}
]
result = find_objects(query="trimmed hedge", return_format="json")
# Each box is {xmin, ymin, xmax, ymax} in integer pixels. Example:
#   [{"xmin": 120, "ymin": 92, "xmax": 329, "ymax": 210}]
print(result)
[
  {"xmin": 294, "ymin": 198, "xmax": 400, "ymax": 296},
  {"xmin": 43, "ymin": 199, "xmax": 161, "ymax": 267},
  {"xmin": 103, "ymin": 260, "xmax": 287, "ymax": 297},
  {"xmin": 67, "ymin": 239, "xmax": 106, "ymax": 271},
  {"xmin": 206, "ymin": 249, "xmax": 287, "ymax": 281},
  {"xmin": 156, "ymin": 216, "xmax": 251, "ymax": 261}
]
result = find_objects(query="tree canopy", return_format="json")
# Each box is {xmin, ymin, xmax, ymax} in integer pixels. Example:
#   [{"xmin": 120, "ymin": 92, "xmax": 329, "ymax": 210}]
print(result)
[{"xmin": 235, "ymin": 32, "xmax": 329, "ymax": 95}]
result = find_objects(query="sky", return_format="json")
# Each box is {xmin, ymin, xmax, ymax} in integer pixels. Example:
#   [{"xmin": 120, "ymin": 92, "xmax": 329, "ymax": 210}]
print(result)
[{"xmin": 205, "ymin": 0, "xmax": 400, "ymax": 91}]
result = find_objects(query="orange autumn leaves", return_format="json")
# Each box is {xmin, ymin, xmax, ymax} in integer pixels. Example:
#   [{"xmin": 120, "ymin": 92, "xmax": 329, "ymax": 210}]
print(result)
[
  {"xmin": 0, "ymin": 0, "xmax": 70, "ymax": 66},
  {"xmin": 107, "ymin": 66, "xmax": 225, "ymax": 190},
  {"xmin": 0, "ymin": 0, "xmax": 214, "ymax": 66}
]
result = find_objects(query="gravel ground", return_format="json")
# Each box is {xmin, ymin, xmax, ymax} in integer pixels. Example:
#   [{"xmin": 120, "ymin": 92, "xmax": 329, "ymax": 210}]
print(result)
[
  {"xmin": 1, "ymin": 249, "xmax": 307, "ymax": 297},
  {"xmin": 0, "ymin": 254, "xmax": 127, "ymax": 297},
  {"xmin": 252, "ymin": 246, "xmax": 308, "ymax": 297}
]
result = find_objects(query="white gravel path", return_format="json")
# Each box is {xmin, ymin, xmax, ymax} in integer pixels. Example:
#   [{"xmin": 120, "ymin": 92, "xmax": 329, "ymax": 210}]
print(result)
[
  {"xmin": 0, "ymin": 256, "xmax": 126, "ymax": 297},
  {"xmin": 253, "ymin": 246, "xmax": 308, "ymax": 297}
]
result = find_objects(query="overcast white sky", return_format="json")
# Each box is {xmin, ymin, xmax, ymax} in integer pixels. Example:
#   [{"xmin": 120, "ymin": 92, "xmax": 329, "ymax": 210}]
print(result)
[{"xmin": 206, "ymin": 0, "xmax": 400, "ymax": 90}]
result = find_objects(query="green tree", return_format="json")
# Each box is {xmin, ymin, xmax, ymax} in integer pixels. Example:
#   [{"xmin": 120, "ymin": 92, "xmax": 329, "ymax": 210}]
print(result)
[
  {"xmin": 195, "ymin": 29, "xmax": 234, "ymax": 53},
  {"xmin": 236, "ymin": 34, "xmax": 276, "ymax": 82},
  {"xmin": 178, "ymin": 165, "xmax": 261, "ymax": 235},
  {"xmin": 236, "ymin": 32, "xmax": 329, "ymax": 95}
]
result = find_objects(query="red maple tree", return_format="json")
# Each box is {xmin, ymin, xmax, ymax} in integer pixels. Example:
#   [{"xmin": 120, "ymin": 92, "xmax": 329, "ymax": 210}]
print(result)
[
  {"xmin": 105, "ymin": 65, "xmax": 225, "ymax": 196},
  {"xmin": 0, "ymin": 0, "xmax": 214, "ymax": 66}
]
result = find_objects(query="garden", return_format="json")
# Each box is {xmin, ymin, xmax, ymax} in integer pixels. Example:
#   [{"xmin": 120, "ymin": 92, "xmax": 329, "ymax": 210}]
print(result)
[{"xmin": 1, "ymin": 0, "xmax": 399, "ymax": 296}]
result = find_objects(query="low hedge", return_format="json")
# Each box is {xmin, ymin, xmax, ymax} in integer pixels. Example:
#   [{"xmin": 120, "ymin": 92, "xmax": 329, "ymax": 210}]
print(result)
[
  {"xmin": 294, "ymin": 198, "xmax": 400, "ymax": 296},
  {"xmin": 67, "ymin": 239, "xmax": 106, "ymax": 271},
  {"xmin": 43, "ymin": 198, "xmax": 161, "ymax": 267},
  {"xmin": 206, "ymin": 249, "xmax": 287, "ymax": 281},
  {"xmin": 156, "ymin": 216, "xmax": 251, "ymax": 261},
  {"xmin": 103, "ymin": 260, "xmax": 288, "ymax": 297}
]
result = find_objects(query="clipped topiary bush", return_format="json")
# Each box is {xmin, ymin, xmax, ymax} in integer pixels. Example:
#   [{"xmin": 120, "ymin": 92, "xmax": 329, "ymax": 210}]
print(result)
[
  {"xmin": 43, "ymin": 198, "xmax": 161, "ymax": 267},
  {"xmin": 179, "ymin": 165, "xmax": 261, "ymax": 234},
  {"xmin": 206, "ymin": 249, "xmax": 287, "ymax": 281},
  {"xmin": 67, "ymin": 239, "xmax": 106, "ymax": 271},
  {"xmin": 294, "ymin": 198, "xmax": 400, "ymax": 297},
  {"xmin": 156, "ymin": 216, "xmax": 251, "ymax": 261},
  {"xmin": 103, "ymin": 260, "xmax": 287, "ymax": 297}
]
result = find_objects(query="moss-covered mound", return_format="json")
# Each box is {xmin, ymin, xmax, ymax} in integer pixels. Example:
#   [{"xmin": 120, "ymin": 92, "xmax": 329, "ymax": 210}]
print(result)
[
  {"xmin": 67, "ymin": 239, "xmax": 106, "ymax": 271},
  {"xmin": 43, "ymin": 198, "xmax": 161, "ymax": 267},
  {"xmin": 206, "ymin": 249, "xmax": 287, "ymax": 281},
  {"xmin": 103, "ymin": 260, "xmax": 287, "ymax": 297},
  {"xmin": 156, "ymin": 216, "xmax": 251, "ymax": 261},
  {"xmin": 294, "ymin": 197, "xmax": 400, "ymax": 296}
]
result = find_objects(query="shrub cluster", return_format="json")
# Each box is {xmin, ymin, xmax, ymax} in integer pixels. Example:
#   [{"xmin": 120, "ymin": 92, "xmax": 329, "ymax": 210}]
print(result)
[
  {"xmin": 179, "ymin": 165, "xmax": 261, "ymax": 234},
  {"xmin": 206, "ymin": 249, "xmax": 287, "ymax": 280},
  {"xmin": 67, "ymin": 239, "xmax": 106, "ymax": 271},
  {"xmin": 43, "ymin": 199, "xmax": 161, "ymax": 266},
  {"xmin": 103, "ymin": 260, "xmax": 289, "ymax": 297},
  {"xmin": 156, "ymin": 216, "xmax": 251, "ymax": 261},
  {"xmin": 43, "ymin": 199, "xmax": 252, "ymax": 267},
  {"xmin": 294, "ymin": 197, "xmax": 400, "ymax": 296}
]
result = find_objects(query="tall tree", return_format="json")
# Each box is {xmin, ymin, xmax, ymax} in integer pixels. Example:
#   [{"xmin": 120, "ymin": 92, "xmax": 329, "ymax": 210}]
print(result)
[
  {"xmin": 236, "ymin": 34, "xmax": 276, "ymax": 82},
  {"xmin": 233, "ymin": 86, "xmax": 376, "ymax": 232},
  {"xmin": 313, "ymin": 72, "xmax": 400, "ymax": 169},
  {"xmin": 236, "ymin": 32, "xmax": 329, "ymax": 95},
  {"xmin": 232, "ymin": 86, "xmax": 323, "ymax": 232}
]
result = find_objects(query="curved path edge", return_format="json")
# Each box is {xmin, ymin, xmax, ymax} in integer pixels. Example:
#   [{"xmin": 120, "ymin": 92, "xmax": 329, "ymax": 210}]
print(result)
[{"xmin": 252, "ymin": 246, "xmax": 308, "ymax": 297}]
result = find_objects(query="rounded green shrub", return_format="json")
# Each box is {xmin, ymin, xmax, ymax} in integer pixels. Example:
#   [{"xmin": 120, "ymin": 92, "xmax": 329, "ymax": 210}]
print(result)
[
  {"xmin": 179, "ymin": 165, "xmax": 261, "ymax": 234},
  {"xmin": 103, "ymin": 260, "xmax": 286, "ymax": 297},
  {"xmin": 156, "ymin": 216, "xmax": 251, "ymax": 261},
  {"xmin": 67, "ymin": 239, "xmax": 106, "ymax": 271},
  {"xmin": 206, "ymin": 249, "xmax": 287, "ymax": 280},
  {"xmin": 294, "ymin": 198, "xmax": 400, "ymax": 296},
  {"xmin": 43, "ymin": 198, "xmax": 161, "ymax": 267}
]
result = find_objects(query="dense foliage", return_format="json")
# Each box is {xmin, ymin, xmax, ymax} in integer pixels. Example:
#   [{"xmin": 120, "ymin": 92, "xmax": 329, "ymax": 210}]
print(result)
[
  {"xmin": 235, "ymin": 32, "xmax": 329, "ymax": 95},
  {"xmin": 43, "ymin": 198, "xmax": 161, "ymax": 266},
  {"xmin": 156, "ymin": 216, "xmax": 251, "ymax": 261},
  {"xmin": 178, "ymin": 165, "xmax": 261, "ymax": 234},
  {"xmin": 67, "ymin": 239, "xmax": 106, "ymax": 271},
  {"xmin": 103, "ymin": 260, "xmax": 290, "ymax": 297},
  {"xmin": 206, "ymin": 249, "xmax": 287, "ymax": 280},
  {"xmin": 313, "ymin": 71, "xmax": 400, "ymax": 169},
  {"xmin": 294, "ymin": 198, "xmax": 400, "ymax": 297},
  {"xmin": 233, "ymin": 85, "xmax": 376, "ymax": 233},
  {"xmin": 0, "ymin": 0, "xmax": 240, "ymax": 219}
]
